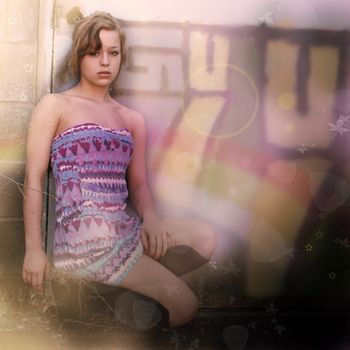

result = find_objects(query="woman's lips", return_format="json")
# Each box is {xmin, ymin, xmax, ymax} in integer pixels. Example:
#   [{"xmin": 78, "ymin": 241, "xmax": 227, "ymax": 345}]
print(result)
[{"xmin": 97, "ymin": 71, "xmax": 111, "ymax": 77}]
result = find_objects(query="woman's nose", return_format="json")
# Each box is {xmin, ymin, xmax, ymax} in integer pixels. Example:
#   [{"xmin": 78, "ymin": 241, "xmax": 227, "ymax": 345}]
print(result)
[{"xmin": 100, "ymin": 52, "xmax": 109, "ymax": 66}]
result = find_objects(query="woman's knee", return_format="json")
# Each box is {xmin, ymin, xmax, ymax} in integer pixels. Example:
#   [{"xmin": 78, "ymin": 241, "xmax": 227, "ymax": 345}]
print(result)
[{"xmin": 197, "ymin": 223, "xmax": 218, "ymax": 259}]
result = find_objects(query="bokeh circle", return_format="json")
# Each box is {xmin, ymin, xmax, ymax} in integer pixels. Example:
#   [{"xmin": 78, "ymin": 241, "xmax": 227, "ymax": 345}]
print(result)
[{"xmin": 181, "ymin": 63, "xmax": 259, "ymax": 139}]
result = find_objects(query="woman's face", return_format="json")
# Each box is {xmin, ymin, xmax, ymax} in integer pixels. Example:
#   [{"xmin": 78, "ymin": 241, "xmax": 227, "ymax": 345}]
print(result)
[{"xmin": 79, "ymin": 29, "xmax": 121, "ymax": 88}]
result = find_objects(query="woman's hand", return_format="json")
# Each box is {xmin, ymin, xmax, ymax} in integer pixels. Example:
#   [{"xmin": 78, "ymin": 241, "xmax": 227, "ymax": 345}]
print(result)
[
  {"xmin": 22, "ymin": 247, "xmax": 50, "ymax": 294},
  {"xmin": 140, "ymin": 216, "xmax": 177, "ymax": 260}
]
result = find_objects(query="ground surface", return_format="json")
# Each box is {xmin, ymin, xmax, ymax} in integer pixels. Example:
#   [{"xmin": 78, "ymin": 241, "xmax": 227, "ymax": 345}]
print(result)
[{"xmin": 0, "ymin": 281, "xmax": 349, "ymax": 350}]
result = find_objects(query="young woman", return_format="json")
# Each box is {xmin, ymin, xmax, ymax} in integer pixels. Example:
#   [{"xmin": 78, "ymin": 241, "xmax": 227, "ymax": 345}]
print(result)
[{"xmin": 22, "ymin": 12, "xmax": 218, "ymax": 328}]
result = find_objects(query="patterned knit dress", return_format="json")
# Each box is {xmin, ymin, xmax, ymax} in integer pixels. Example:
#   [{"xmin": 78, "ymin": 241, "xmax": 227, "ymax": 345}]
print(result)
[{"xmin": 50, "ymin": 122, "xmax": 144, "ymax": 285}]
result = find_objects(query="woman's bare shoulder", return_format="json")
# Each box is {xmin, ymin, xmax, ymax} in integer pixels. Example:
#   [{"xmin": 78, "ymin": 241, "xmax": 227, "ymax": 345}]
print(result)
[
  {"xmin": 30, "ymin": 93, "xmax": 67, "ymax": 132},
  {"xmin": 115, "ymin": 102, "xmax": 145, "ymax": 130},
  {"xmin": 35, "ymin": 93, "xmax": 67, "ymax": 110}
]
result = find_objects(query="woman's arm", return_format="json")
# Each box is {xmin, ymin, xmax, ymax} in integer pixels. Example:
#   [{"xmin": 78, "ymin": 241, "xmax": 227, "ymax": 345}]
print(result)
[
  {"xmin": 126, "ymin": 111, "xmax": 176, "ymax": 260},
  {"xmin": 22, "ymin": 94, "xmax": 60, "ymax": 293}
]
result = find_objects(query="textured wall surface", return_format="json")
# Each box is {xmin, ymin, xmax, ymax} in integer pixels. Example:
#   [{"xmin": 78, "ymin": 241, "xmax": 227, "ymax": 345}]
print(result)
[
  {"xmin": 0, "ymin": 0, "xmax": 53, "ymax": 278},
  {"xmin": 49, "ymin": 1, "xmax": 350, "ymax": 308},
  {"xmin": 1, "ymin": 0, "xmax": 349, "ymax": 311}
]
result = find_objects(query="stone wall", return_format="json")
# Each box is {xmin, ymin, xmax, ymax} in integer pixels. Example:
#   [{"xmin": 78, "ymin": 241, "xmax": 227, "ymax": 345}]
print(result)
[{"xmin": 0, "ymin": 0, "xmax": 53, "ymax": 278}]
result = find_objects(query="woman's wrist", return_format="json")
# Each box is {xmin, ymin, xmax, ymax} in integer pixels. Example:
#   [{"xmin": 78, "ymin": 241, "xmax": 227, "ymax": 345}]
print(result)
[
  {"xmin": 25, "ymin": 239, "xmax": 44, "ymax": 252},
  {"xmin": 142, "ymin": 209, "xmax": 159, "ymax": 222}
]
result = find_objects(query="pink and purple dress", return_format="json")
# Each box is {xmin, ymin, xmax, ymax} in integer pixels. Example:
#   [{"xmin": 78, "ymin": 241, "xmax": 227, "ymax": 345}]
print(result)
[{"xmin": 50, "ymin": 122, "xmax": 144, "ymax": 285}]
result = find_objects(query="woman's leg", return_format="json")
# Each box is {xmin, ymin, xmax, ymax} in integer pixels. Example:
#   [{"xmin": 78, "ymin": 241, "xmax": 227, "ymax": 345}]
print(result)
[
  {"xmin": 157, "ymin": 219, "xmax": 218, "ymax": 276},
  {"xmin": 118, "ymin": 254, "xmax": 199, "ymax": 328}
]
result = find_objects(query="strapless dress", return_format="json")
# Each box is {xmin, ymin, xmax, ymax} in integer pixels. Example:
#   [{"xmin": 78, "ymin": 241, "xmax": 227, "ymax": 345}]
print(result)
[{"xmin": 50, "ymin": 122, "xmax": 143, "ymax": 285}]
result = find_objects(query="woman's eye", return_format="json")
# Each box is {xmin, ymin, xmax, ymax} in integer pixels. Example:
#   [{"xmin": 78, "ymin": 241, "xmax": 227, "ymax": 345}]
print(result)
[
  {"xmin": 111, "ymin": 51, "xmax": 119, "ymax": 56},
  {"xmin": 89, "ymin": 51, "xmax": 99, "ymax": 56}
]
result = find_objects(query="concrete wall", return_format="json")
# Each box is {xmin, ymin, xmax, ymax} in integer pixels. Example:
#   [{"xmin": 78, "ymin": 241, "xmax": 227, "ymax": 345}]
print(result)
[{"xmin": 0, "ymin": 0, "xmax": 53, "ymax": 278}]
